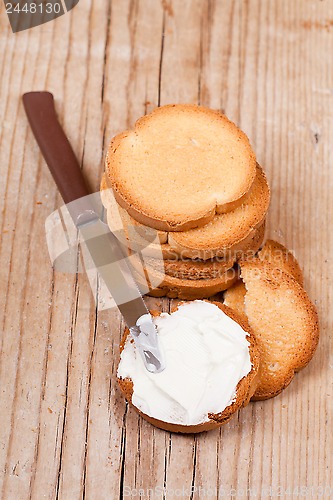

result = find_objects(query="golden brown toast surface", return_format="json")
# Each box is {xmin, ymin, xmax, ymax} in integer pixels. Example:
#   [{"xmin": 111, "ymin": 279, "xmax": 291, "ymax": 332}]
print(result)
[
  {"xmin": 224, "ymin": 242, "xmax": 319, "ymax": 400},
  {"xmin": 105, "ymin": 104, "xmax": 257, "ymax": 231}
]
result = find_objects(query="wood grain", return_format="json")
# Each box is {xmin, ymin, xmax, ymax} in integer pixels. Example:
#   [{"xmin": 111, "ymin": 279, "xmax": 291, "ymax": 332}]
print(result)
[{"xmin": 0, "ymin": 1, "xmax": 332, "ymax": 498}]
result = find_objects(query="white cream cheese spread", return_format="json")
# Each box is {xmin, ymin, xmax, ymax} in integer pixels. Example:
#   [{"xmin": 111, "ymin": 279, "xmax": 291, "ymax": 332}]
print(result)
[{"xmin": 117, "ymin": 300, "xmax": 252, "ymax": 425}]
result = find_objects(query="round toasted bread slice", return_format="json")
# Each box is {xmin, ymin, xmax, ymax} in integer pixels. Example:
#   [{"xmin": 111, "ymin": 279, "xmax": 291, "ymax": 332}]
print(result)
[
  {"xmin": 135, "ymin": 265, "xmax": 239, "ymax": 300},
  {"xmin": 117, "ymin": 301, "xmax": 260, "ymax": 433},
  {"xmin": 104, "ymin": 206, "xmax": 265, "ymax": 262},
  {"xmin": 101, "ymin": 169, "xmax": 268, "ymax": 260},
  {"xmin": 138, "ymin": 222, "xmax": 264, "ymax": 281},
  {"xmin": 239, "ymin": 261, "xmax": 319, "ymax": 400},
  {"xmin": 224, "ymin": 241, "xmax": 316, "ymax": 399},
  {"xmin": 147, "ymin": 255, "xmax": 236, "ymax": 280},
  {"xmin": 105, "ymin": 104, "xmax": 257, "ymax": 231}
]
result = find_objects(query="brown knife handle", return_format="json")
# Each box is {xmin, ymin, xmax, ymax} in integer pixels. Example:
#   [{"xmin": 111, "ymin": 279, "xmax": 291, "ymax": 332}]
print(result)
[{"xmin": 23, "ymin": 91, "xmax": 96, "ymax": 225}]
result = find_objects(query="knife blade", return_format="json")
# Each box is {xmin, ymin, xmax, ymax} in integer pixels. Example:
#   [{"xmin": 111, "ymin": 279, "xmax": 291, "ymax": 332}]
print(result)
[
  {"xmin": 78, "ymin": 214, "xmax": 165, "ymax": 373},
  {"xmin": 22, "ymin": 91, "xmax": 165, "ymax": 374}
]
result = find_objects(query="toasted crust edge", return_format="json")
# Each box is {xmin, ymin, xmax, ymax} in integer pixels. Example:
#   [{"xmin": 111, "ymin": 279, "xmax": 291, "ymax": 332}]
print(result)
[
  {"xmin": 167, "ymin": 165, "xmax": 270, "ymax": 258},
  {"xmin": 100, "ymin": 173, "xmax": 267, "ymax": 260},
  {"xmin": 136, "ymin": 265, "xmax": 240, "ymax": 300},
  {"xmin": 257, "ymin": 239, "xmax": 304, "ymax": 285}
]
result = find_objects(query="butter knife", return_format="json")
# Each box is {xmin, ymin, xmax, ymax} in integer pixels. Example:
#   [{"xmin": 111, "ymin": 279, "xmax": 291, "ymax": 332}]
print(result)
[{"xmin": 23, "ymin": 91, "xmax": 165, "ymax": 374}]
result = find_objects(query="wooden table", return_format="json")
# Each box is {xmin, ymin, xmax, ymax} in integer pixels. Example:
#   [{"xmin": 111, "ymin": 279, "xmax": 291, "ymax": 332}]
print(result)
[{"xmin": 0, "ymin": 1, "xmax": 332, "ymax": 498}]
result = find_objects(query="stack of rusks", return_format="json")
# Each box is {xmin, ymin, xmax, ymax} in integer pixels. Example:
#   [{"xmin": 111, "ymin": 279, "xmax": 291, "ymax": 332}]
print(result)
[
  {"xmin": 100, "ymin": 105, "xmax": 319, "ymax": 433},
  {"xmin": 101, "ymin": 104, "xmax": 270, "ymax": 299}
]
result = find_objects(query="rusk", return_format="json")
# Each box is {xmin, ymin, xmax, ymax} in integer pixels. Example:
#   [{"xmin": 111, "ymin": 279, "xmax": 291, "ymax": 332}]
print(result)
[
  {"xmin": 139, "ymin": 222, "xmax": 265, "ymax": 281},
  {"xmin": 146, "ymin": 255, "xmax": 235, "ymax": 280},
  {"xmin": 117, "ymin": 303, "xmax": 260, "ymax": 433},
  {"xmin": 224, "ymin": 245, "xmax": 319, "ymax": 400},
  {"xmin": 105, "ymin": 104, "xmax": 257, "ymax": 231},
  {"xmin": 101, "ymin": 167, "xmax": 269, "ymax": 260},
  {"xmin": 242, "ymin": 262, "xmax": 319, "ymax": 400},
  {"xmin": 134, "ymin": 265, "xmax": 239, "ymax": 300}
]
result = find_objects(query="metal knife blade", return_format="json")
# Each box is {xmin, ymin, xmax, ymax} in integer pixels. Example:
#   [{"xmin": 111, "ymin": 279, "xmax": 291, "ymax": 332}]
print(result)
[{"xmin": 78, "ymin": 215, "xmax": 165, "ymax": 373}]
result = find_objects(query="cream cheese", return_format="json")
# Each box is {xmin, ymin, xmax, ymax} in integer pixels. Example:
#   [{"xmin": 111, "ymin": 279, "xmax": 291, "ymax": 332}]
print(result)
[{"xmin": 117, "ymin": 300, "xmax": 252, "ymax": 426}]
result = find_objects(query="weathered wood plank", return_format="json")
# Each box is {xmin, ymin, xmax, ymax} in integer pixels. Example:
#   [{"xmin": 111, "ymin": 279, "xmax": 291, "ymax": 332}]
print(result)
[{"xmin": 0, "ymin": 1, "xmax": 332, "ymax": 498}]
